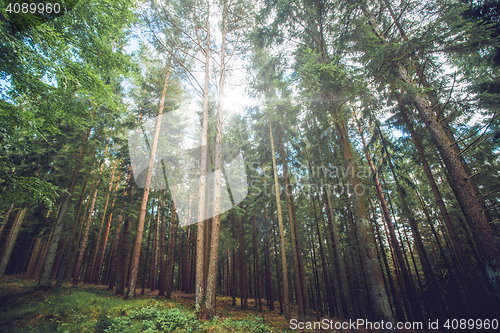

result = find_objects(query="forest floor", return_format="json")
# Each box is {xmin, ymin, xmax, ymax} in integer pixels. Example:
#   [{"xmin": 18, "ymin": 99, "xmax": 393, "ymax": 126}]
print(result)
[{"xmin": 0, "ymin": 276, "xmax": 429, "ymax": 333}]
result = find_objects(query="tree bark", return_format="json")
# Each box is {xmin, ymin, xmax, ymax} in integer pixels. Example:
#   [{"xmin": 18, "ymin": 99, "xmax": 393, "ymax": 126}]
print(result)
[
  {"xmin": 263, "ymin": 202, "xmax": 275, "ymax": 312},
  {"xmin": 355, "ymin": 114, "xmax": 424, "ymax": 322},
  {"xmin": 92, "ymin": 160, "xmax": 119, "ymax": 284},
  {"xmin": 39, "ymin": 133, "xmax": 90, "ymax": 289},
  {"xmin": 127, "ymin": 66, "xmax": 170, "ymax": 299},
  {"xmin": 195, "ymin": 3, "xmax": 211, "ymax": 310},
  {"xmin": 252, "ymin": 217, "xmax": 263, "ymax": 312},
  {"xmin": 334, "ymin": 118, "xmax": 395, "ymax": 330},
  {"xmin": 0, "ymin": 207, "xmax": 27, "ymax": 278},
  {"xmin": 72, "ymin": 150, "xmax": 107, "ymax": 285},
  {"xmin": 362, "ymin": 4, "xmax": 500, "ymax": 300},
  {"xmin": 268, "ymin": 117, "xmax": 291, "ymax": 319},
  {"xmin": 55, "ymin": 176, "xmax": 89, "ymax": 287},
  {"xmin": 237, "ymin": 216, "xmax": 248, "ymax": 309}
]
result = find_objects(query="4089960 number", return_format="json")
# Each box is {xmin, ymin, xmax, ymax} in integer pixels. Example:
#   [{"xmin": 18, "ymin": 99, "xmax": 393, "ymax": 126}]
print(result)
[{"xmin": 6, "ymin": 2, "xmax": 61, "ymax": 14}]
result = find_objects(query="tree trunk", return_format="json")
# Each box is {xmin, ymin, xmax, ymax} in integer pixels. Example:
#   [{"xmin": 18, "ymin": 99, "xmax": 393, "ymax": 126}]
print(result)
[
  {"xmin": 238, "ymin": 216, "xmax": 248, "ymax": 309},
  {"xmin": 252, "ymin": 217, "xmax": 263, "ymax": 312},
  {"xmin": 72, "ymin": 162, "xmax": 105, "ymax": 284},
  {"xmin": 166, "ymin": 207, "xmax": 177, "ymax": 298},
  {"xmin": 0, "ymin": 203, "xmax": 14, "ymax": 241},
  {"xmin": 194, "ymin": 0, "xmax": 212, "ymax": 311},
  {"xmin": 362, "ymin": 4, "xmax": 500, "ymax": 300},
  {"xmin": 263, "ymin": 202, "xmax": 275, "ymax": 312},
  {"xmin": 200, "ymin": 2, "xmax": 226, "ymax": 318},
  {"xmin": 268, "ymin": 117, "xmax": 291, "ymax": 319},
  {"xmin": 166, "ymin": 151, "xmax": 179, "ymax": 298},
  {"xmin": 107, "ymin": 214, "xmax": 123, "ymax": 290},
  {"xmin": 279, "ymin": 131, "xmax": 305, "ymax": 320},
  {"xmin": 0, "ymin": 207, "xmax": 27, "ymax": 278},
  {"xmin": 115, "ymin": 167, "xmax": 134, "ymax": 295},
  {"xmin": 355, "ymin": 114, "xmax": 424, "ymax": 322},
  {"xmin": 158, "ymin": 195, "xmax": 167, "ymax": 296},
  {"xmin": 55, "ymin": 176, "xmax": 89, "ymax": 287},
  {"xmin": 141, "ymin": 217, "xmax": 153, "ymax": 294},
  {"xmin": 151, "ymin": 201, "xmax": 160, "ymax": 292},
  {"xmin": 38, "ymin": 136, "xmax": 90, "ymax": 288},
  {"xmin": 92, "ymin": 161, "xmax": 119, "ymax": 284},
  {"xmin": 333, "ymin": 118, "xmax": 395, "ymax": 330},
  {"xmin": 127, "ymin": 66, "xmax": 171, "ymax": 299}
]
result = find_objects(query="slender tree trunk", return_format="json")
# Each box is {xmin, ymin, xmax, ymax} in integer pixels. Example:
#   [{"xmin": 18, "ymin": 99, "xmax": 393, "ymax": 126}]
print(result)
[
  {"xmin": 355, "ymin": 114, "xmax": 424, "ymax": 322},
  {"xmin": 55, "ymin": 176, "xmax": 89, "ymax": 287},
  {"xmin": 151, "ymin": 203, "xmax": 159, "ymax": 292},
  {"xmin": 268, "ymin": 117, "xmax": 291, "ymax": 320},
  {"xmin": 0, "ymin": 207, "xmax": 27, "ymax": 278},
  {"xmin": 238, "ymin": 216, "xmax": 248, "ymax": 309},
  {"xmin": 194, "ymin": 0, "xmax": 212, "ymax": 311},
  {"xmin": 200, "ymin": 1, "xmax": 226, "ymax": 318},
  {"xmin": 333, "ymin": 118, "xmax": 395, "ymax": 330},
  {"xmin": 0, "ymin": 203, "xmax": 14, "ymax": 241},
  {"xmin": 92, "ymin": 161, "xmax": 119, "ymax": 284},
  {"xmin": 252, "ymin": 217, "xmax": 263, "ymax": 312},
  {"xmin": 271, "ymin": 212, "xmax": 284, "ymax": 314},
  {"xmin": 166, "ymin": 210, "xmax": 177, "ymax": 298},
  {"xmin": 115, "ymin": 166, "xmax": 134, "ymax": 295},
  {"xmin": 263, "ymin": 202, "xmax": 275, "ymax": 312},
  {"xmin": 279, "ymin": 132, "xmax": 304, "ymax": 320},
  {"xmin": 69, "ymin": 185, "xmax": 92, "ymax": 279},
  {"xmin": 312, "ymin": 118, "xmax": 350, "ymax": 318},
  {"xmin": 231, "ymin": 222, "xmax": 237, "ymax": 307},
  {"xmin": 38, "ymin": 135, "xmax": 90, "ymax": 288},
  {"xmin": 166, "ymin": 151, "xmax": 179, "ymax": 298},
  {"xmin": 107, "ymin": 214, "xmax": 123, "ymax": 289},
  {"xmin": 183, "ymin": 224, "xmax": 192, "ymax": 293},
  {"xmin": 127, "ymin": 66, "xmax": 170, "ymax": 299},
  {"xmin": 158, "ymin": 195, "xmax": 167, "ymax": 296},
  {"xmin": 141, "ymin": 217, "xmax": 153, "ymax": 294},
  {"xmin": 72, "ymin": 154, "xmax": 107, "ymax": 285},
  {"xmin": 297, "ymin": 127, "xmax": 335, "ymax": 318},
  {"xmin": 26, "ymin": 236, "xmax": 42, "ymax": 278}
]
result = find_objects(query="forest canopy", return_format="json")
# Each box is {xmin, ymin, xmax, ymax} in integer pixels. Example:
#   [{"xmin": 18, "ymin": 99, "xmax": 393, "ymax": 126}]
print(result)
[{"xmin": 1, "ymin": 0, "xmax": 500, "ymax": 332}]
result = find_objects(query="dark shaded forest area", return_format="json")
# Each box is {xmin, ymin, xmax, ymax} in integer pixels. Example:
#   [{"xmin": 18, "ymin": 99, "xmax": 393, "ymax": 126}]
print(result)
[{"xmin": 1, "ymin": 0, "xmax": 500, "ymax": 332}]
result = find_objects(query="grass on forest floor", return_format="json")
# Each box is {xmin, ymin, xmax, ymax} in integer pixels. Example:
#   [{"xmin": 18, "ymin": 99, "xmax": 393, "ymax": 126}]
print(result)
[
  {"xmin": 0, "ymin": 277, "xmax": 287, "ymax": 333},
  {"xmin": 0, "ymin": 277, "xmax": 430, "ymax": 333}
]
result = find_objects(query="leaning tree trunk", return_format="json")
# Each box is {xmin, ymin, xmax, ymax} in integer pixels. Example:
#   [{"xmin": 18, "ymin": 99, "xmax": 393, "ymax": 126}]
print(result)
[
  {"xmin": 362, "ymin": 3, "xmax": 500, "ymax": 300},
  {"xmin": 0, "ymin": 207, "xmax": 27, "ymax": 278},
  {"xmin": 127, "ymin": 66, "xmax": 170, "ymax": 300},
  {"xmin": 38, "ymin": 131, "xmax": 90, "ymax": 289},
  {"xmin": 333, "ymin": 117, "xmax": 396, "ymax": 331},
  {"xmin": 268, "ymin": 117, "xmax": 291, "ymax": 320},
  {"xmin": 355, "ymin": 112, "xmax": 424, "ymax": 322},
  {"xmin": 263, "ymin": 202, "xmax": 275, "ymax": 312},
  {"xmin": 158, "ymin": 195, "xmax": 167, "ymax": 296},
  {"xmin": 55, "ymin": 176, "xmax": 89, "ymax": 287},
  {"xmin": 72, "ymin": 148, "xmax": 108, "ymax": 285},
  {"xmin": 279, "ymin": 126, "xmax": 305, "ymax": 321},
  {"xmin": 92, "ymin": 160, "xmax": 118, "ymax": 284},
  {"xmin": 166, "ymin": 151, "xmax": 179, "ymax": 298},
  {"xmin": 195, "ymin": 5, "xmax": 211, "ymax": 311}
]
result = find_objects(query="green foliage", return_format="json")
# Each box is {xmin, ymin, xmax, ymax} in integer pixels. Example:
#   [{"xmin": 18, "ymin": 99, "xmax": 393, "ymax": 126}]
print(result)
[
  {"xmin": 0, "ymin": 280, "xmax": 278, "ymax": 333},
  {"xmin": 102, "ymin": 306, "xmax": 199, "ymax": 333}
]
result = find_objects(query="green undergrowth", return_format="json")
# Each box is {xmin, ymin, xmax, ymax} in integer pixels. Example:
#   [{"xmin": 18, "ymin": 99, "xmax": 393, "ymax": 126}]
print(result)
[{"xmin": 0, "ymin": 277, "xmax": 275, "ymax": 333}]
